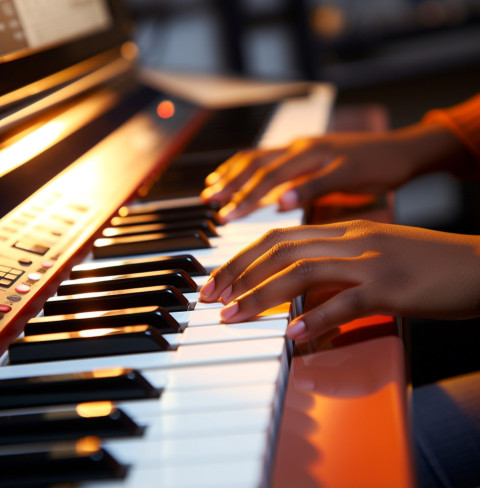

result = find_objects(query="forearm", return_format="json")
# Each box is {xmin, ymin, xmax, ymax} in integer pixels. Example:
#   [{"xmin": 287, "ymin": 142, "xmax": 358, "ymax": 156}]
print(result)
[{"xmin": 392, "ymin": 121, "xmax": 477, "ymax": 179}]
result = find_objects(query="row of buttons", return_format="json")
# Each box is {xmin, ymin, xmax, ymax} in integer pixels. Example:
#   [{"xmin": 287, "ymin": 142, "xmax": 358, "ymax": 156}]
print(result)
[{"xmin": 0, "ymin": 260, "xmax": 55, "ymax": 319}]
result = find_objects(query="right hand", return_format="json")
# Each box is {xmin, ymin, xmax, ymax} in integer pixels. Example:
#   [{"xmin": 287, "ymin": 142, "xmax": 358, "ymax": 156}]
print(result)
[{"xmin": 201, "ymin": 122, "xmax": 473, "ymax": 222}]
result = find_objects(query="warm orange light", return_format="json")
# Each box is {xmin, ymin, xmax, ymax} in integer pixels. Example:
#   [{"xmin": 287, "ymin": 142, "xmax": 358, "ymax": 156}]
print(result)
[
  {"xmin": 157, "ymin": 100, "xmax": 175, "ymax": 119},
  {"xmin": 259, "ymin": 302, "xmax": 291, "ymax": 317},
  {"xmin": 76, "ymin": 401, "xmax": 114, "ymax": 418},
  {"xmin": 0, "ymin": 121, "xmax": 66, "ymax": 177},
  {"xmin": 78, "ymin": 328, "xmax": 116, "ymax": 338},
  {"xmin": 76, "ymin": 436, "xmax": 102, "ymax": 455},
  {"xmin": 120, "ymin": 41, "xmax": 139, "ymax": 61},
  {"xmin": 91, "ymin": 367, "xmax": 126, "ymax": 378}
]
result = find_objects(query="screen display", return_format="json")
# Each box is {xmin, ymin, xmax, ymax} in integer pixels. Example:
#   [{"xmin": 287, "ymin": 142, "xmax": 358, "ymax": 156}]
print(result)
[{"xmin": 0, "ymin": 0, "xmax": 112, "ymax": 59}]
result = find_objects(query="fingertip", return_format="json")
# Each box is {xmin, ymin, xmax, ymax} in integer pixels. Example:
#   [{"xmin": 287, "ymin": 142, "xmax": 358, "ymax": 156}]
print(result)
[
  {"xmin": 205, "ymin": 171, "xmax": 221, "ymax": 186},
  {"xmin": 218, "ymin": 202, "xmax": 238, "ymax": 222},
  {"xmin": 279, "ymin": 189, "xmax": 300, "ymax": 210},
  {"xmin": 286, "ymin": 320, "xmax": 307, "ymax": 340},
  {"xmin": 220, "ymin": 301, "xmax": 239, "ymax": 322},
  {"xmin": 199, "ymin": 276, "xmax": 216, "ymax": 301},
  {"xmin": 219, "ymin": 284, "xmax": 233, "ymax": 304}
]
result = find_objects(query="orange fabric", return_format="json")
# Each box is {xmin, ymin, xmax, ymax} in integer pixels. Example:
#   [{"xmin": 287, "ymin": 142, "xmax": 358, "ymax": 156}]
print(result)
[{"xmin": 424, "ymin": 93, "xmax": 480, "ymax": 164}]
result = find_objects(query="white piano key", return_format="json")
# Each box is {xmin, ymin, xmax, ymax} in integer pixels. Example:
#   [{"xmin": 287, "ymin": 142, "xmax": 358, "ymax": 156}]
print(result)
[
  {"xmin": 141, "ymin": 406, "xmax": 272, "ymax": 438},
  {"xmin": 115, "ymin": 383, "xmax": 277, "ymax": 419},
  {"xmin": 80, "ymin": 458, "xmax": 265, "ymax": 488},
  {"xmin": 172, "ymin": 306, "xmax": 290, "ymax": 328},
  {"xmin": 102, "ymin": 431, "xmax": 269, "ymax": 466},
  {"xmin": 163, "ymin": 319, "xmax": 288, "ymax": 347},
  {"xmin": 0, "ymin": 337, "xmax": 286, "ymax": 379}
]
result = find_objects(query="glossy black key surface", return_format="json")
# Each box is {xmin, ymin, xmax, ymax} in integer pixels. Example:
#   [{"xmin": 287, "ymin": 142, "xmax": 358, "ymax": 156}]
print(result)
[
  {"xmin": 43, "ymin": 285, "xmax": 189, "ymax": 315},
  {"xmin": 0, "ymin": 368, "xmax": 160, "ymax": 410},
  {"xmin": 70, "ymin": 254, "xmax": 206, "ymax": 279},
  {"xmin": 24, "ymin": 306, "xmax": 181, "ymax": 336},
  {"xmin": 9, "ymin": 325, "xmax": 170, "ymax": 364},
  {"xmin": 110, "ymin": 208, "xmax": 223, "ymax": 227},
  {"xmin": 57, "ymin": 269, "xmax": 198, "ymax": 295},
  {"xmin": 93, "ymin": 230, "xmax": 210, "ymax": 259},
  {"xmin": 118, "ymin": 197, "xmax": 220, "ymax": 216},
  {"xmin": 0, "ymin": 406, "xmax": 143, "ymax": 445},
  {"xmin": 0, "ymin": 441, "xmax": 127, "ymax": 487},
  {"xmin": 102, "ymin": 218, "xmax": 218, "ymax": 238}
]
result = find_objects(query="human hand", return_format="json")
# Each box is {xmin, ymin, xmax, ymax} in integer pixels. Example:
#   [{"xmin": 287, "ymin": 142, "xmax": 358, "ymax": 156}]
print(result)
[
  {"xmin": 200, "ymin": 122, "xmax": 472, "ymax": 222},
  {"xmin": 199, "ymin": 220, "xmax": 480, "ymax": 341}
]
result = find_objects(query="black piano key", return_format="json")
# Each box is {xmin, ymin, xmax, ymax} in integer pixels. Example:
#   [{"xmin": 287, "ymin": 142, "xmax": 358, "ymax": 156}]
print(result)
[
  {"xmin": 9, "ymin": 325, "xmax": 171, "ymax": 364},
  {"xmin": 119, "ymin": 197, "xmax": 220, "ymax": 216},
  {"xmin": 0, "ymin": 368, "xmax": 160, "ymax": 410},
  {"xmin": 102, "ymin": 218, "xmax": 218, "ymax": 238},
  {"xmin": 110, "ymin": 208, "xmax": 223, "ymax": 227},
  {"xmin": 43, "ymin": 285, "xmax": 190, "ymax": 315},
  {"xmin": 0, "ymin": 441, "xmax": 127, "ymax": 487},
  {"xmin": 93, "ymin": 230, "xmax": 211, "ymax": 259},
  {"xmin": 57, "ymin": 269, "xmax": 198, "ymax": 295},
  {"xmin": 70, "ymin": 254, "xmax": 206, "ymax": 279},
  {"xmin": 24, "ymin": 306, "xmax": 181, "ymax": 336},
  {"xmin": 0, "ymin": 406, "xmax": 143, "ymax": 445}
]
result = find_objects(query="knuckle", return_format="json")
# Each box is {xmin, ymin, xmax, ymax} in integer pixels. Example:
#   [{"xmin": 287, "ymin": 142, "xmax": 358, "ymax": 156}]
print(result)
[
  {"xmin": 290, "ymin": 259, "xmax": 317, "ymax": 280},
  {"xmin": 262, "ymin": 228, "xmax": 287, "ymax": 248},
  {"xmin": 268, "ymin": 241, "xmax": 297, "ymax": 264}
]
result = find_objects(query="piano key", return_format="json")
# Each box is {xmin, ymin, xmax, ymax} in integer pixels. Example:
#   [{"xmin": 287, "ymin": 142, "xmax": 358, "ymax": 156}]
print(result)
[
  {"xmin": 9, "ymin": 325, "xmax": 171, "ymax": 364},
  {"xmin": 102, "ymin": 218, "xmax": 219, "ymax": 238},
  {"xmin": 80, "ymin": 458, "xmax": 265, "ymax": 488},
  {"xmin": 171, "ymin": 303, "xmax": 290, "ymax": 328},
  {"xmin": 0, "ymin": 404, "xmax": 143, "ymax": 445},
  {"xmin": 0, "ymin": 338, "xmax": 287, "ymax": 380},
  {"xmin": 0, "ymin": 440, "xmax": 127, "ymax": 487},
  {"xmin": 0, "ymin": 368, "xmax": 160, "ymax": 410},
  {"xmin": 57, "ymin": 269, "xmax": 198, "ymax": 295},
  {"xmin": 110, "ymin": 208, "xmax": 223, "ymax": 227},
  {"xmin": 70, "ymin": 254, "xmax": 207, "ymax": 279},
  {"xmin": 43, "ymin": 285, "xmax": 190, "ymax": 315},
  {"xmin": 118, "ymin": 196, "xmax": 220, "ymax": 216},
  {"xmin": 97, "ymin": 431, "xmax": 270, "ymax": 467},
  {"xmin": 24, "ymin": 306, "xmax": 181, "ymax": 336},
  {"xmin": 169, "ymin": 319, "xmax": 288, "ymax": 346},
  {"xmin": 93, "ymin": 230, "xmax": 211, "ymax": 259}
]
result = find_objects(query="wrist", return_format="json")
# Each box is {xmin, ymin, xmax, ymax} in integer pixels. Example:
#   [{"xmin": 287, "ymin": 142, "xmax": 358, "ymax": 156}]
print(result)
[{"xmin": 395, "ymin": 122, "xmax": 477, "ymax": 179}]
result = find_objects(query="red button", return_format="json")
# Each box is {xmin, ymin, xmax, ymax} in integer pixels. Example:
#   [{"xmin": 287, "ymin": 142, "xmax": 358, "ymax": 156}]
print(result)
[
  {"xmin": 15, "ymin": 284, "xmax": 30, "ymax": 294},
  {"xmin": 0, "ymin": 305, "xmax": 12, "ymax": 313}
]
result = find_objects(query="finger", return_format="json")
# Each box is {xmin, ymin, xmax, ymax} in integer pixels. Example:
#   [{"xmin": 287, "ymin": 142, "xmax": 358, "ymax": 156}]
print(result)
[
  {"xmin": 201, "ymin": 149, "xmax": 284, "ymax": 205},
  {"xmin": 199, "ymin": 224, "xmax": 349, "ymax": 302},
  {"xmin": 219, "ymin": 147, "xmax": 326, "ymax": 221},
  {"xmin": 220, "ymin": 255, "xmax": 369, "ymax": 323},
  {"xmin": 287, "ymin": 283, "xmax": 381, "ymax": 341},
  {"xmin": 223, "ymin": 235, "xmax": 370, "ymax": 303}
]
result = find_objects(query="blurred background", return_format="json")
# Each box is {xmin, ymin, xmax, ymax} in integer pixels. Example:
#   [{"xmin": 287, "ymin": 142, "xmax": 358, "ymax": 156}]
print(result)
[
  {"xmin": 124, "ymin": 0, "xmax": 480, "ymax": 231},
  {"xmin": 124, "ymin": 0, "xmax": 480, "ymax": 386}
]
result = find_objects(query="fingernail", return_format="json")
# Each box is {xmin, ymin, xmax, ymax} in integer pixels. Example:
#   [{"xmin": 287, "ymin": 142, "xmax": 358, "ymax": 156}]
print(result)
[
  {"xmin": 220, "ymin": 301, "xmax": 239, "ymax": 321},
  {"xmin": 220, "ymin": 284, "xmax": 232, "ymax": 303},
  {"xmin": 279, "ymin": 190, "xmax": 299, "ymax": 210},
  {"xmin": 199, "ymin": 277, "xmax": 215, "ymax": 299},
  {"xmin": 286, "ymin": 320, "xmax": 307, "ymax": 339}
]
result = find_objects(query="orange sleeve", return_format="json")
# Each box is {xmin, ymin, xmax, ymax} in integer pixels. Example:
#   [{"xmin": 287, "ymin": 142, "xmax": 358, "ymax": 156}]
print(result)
[{"xmin": 423, "ymin": 93, "xmax": 480, "ymax": 163}]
